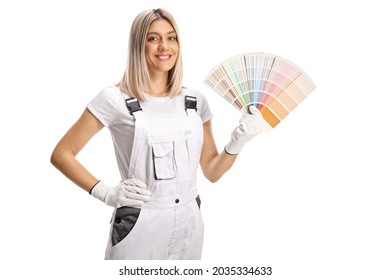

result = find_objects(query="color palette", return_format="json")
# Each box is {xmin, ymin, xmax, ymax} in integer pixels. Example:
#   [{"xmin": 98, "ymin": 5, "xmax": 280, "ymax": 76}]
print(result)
[{"xmin": 204, "ymin": 52, "xmax": 316, "ymax": 132}]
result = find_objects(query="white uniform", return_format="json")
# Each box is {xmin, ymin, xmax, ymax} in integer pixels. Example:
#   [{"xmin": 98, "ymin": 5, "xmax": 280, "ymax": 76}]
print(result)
[{"xmin": 87, "ymin": 86, "xmax": 213, "ymax": 260}]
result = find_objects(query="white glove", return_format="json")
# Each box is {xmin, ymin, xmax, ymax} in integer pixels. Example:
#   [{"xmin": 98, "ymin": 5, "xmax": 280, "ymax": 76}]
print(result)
[
  {"xmin": 90, "ymin": 178, "xmax": 151, "ymax": 208},
  {"xmin": 225, "ymin": 106, "xmax": 263, "ymax": 155}
]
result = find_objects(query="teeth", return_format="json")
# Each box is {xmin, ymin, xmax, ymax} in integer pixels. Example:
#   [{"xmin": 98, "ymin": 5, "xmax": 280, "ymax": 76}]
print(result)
[{"xmin": 157, "ymin": 55, "xmax": 170, "ymax": 60}]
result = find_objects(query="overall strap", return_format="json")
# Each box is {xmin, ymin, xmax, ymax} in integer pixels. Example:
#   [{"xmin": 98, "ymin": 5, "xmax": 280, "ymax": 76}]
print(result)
[
  {"xmin": 124, "ymin": 96, "xmax": 145, "ymax": 177},
  {"xmin": 185, "ymin": 95, "xmax": 197, "ymax": 117},
  {"xmin": 125, "ymin": 97, "xmax": 142, "ymax": 116}
]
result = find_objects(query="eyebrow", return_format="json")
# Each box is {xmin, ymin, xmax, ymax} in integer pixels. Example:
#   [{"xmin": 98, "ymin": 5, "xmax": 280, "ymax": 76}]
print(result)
[{"xmin": 147, "ymin": 31, "xmax": 176, "ymax": 36}]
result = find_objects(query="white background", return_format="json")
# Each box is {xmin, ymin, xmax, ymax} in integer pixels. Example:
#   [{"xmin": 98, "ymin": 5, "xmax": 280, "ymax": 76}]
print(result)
[{"xmin": 1, "ymin": 0, "xmax": 389, "ymax": 279}]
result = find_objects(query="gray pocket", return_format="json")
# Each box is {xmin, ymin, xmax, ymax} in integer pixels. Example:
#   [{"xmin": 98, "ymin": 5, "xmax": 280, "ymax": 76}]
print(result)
[{"xmin": 111, "ymin": 207, "xmax": 141, "ymax": 247}]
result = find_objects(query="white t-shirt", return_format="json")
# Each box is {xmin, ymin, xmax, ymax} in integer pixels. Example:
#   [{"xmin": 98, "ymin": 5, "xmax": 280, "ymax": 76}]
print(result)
[{"xmin": 87, "ymin": 86, "xmax": 213, "ymax": 179}]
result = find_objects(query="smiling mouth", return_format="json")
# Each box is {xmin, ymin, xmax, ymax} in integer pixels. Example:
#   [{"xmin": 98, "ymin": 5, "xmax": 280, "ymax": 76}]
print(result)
[{"xmin": 156, "ymin": 55, "xmax": 171, "ymax": 61}]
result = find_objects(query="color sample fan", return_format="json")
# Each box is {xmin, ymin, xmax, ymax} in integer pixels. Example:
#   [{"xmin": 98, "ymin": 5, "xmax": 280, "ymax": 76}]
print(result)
[{"xmin": 204, "ymin": 52, "xmax": 316, "ymax": 132}]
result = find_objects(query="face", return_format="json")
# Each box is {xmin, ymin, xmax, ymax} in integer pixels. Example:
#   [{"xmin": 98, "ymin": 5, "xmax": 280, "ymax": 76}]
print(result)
[{"xmin": 145, "ymin": 19, "xmax": 179, "ymax": 75}]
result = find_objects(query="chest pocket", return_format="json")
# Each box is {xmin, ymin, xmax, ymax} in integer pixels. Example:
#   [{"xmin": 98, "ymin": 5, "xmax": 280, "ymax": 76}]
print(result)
[
  {"xmin": 125, "ymin": 95, "xmax": 197, "ymax": 181},
  {"xmin": 152, "ymin": 141, "xmax": 175, "ymax": 180}
]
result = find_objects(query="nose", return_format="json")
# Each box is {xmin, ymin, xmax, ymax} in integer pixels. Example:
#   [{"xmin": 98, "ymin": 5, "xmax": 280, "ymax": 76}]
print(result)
[{"xmin": 158, "ymin": 39, "xmax": 168, "ymax": 51}]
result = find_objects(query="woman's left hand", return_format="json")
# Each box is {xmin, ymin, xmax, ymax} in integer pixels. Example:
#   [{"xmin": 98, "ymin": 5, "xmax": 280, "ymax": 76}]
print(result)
[{"xmin": 225, "ymin": 106, "xmax": 263, "ymax": 154}]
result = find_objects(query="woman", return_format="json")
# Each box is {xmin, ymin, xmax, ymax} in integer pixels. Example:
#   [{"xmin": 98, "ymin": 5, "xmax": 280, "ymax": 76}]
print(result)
[{"xmin": 50, "ymin": 8, "xmax": 263, "ymax": 260}]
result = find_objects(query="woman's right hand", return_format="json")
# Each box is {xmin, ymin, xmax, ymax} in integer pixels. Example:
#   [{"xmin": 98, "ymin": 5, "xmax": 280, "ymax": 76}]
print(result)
[{"xmin": 90, "ymin": 178, "xmax": 151, "ymax": 208}]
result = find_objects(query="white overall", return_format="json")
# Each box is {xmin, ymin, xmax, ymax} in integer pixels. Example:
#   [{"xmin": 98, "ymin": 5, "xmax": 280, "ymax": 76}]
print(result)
[{"xmin": 104, "ymin": 95, "xmax": 204, "ymax": 260}]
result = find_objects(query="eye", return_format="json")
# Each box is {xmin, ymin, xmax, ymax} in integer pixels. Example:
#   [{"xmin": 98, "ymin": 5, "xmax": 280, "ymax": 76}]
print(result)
[
  {"xmin": 147, "ymin": 36, "xmax": 159, "ymax": 42},
  {"xmin": 168, "ymin": 36, "xmax": 177, "ymax": 41}
]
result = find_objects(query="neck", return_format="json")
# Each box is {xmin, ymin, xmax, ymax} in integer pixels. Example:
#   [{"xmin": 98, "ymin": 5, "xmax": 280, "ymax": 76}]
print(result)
[{"xmin": 147, "ymin": 71, "xmax": 169, "ymax": 97}]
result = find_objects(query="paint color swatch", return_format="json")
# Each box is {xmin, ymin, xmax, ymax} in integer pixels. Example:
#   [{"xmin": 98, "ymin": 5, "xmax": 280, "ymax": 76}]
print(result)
[{"xmin": 204, "ymin": 52, "xmax": 316, "ymax": 132}]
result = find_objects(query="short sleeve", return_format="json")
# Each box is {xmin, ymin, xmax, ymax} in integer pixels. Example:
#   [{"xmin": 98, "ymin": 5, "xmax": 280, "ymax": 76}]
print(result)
[{"xmin": 86, "ymin": 86, "xmax": 123, "ymax": 127}]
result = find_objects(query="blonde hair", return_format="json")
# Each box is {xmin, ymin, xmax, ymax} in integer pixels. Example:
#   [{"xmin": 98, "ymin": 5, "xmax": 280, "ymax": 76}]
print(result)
[{"xmin": 118, "ymin": 8, "xmax": 183, "ymax": 101}]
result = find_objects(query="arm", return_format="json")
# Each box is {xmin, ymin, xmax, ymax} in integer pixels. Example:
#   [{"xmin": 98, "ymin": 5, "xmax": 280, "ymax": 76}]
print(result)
[
  {"xmin": 199, "ymin": 106, "xmax": 264, "ymax": 183},
  {"xmin": 200, "ymin": 120, "xmax": 237, "ymax": 183},
  {"xmin": 51, "ymin": 108, "xmax": 151, "ymax": 207},
  {"xmin": 50, "ymin": 108, "xmax": 104, "ymax": 192}
]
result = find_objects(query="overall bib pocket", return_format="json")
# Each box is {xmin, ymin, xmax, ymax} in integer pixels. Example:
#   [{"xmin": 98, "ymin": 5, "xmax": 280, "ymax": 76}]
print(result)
[
  {"xmin": 111, "ymin": 207, "xmax": 141, "ymax": 247},
  {"xmin": 152, "ymin": 141, "xmax": 175, "ymax": 180}
]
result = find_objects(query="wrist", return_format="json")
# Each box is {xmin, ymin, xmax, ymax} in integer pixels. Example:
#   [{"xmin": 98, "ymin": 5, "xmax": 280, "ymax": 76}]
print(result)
[
  {"xmin": 90, "ymin": 181, "xmax": 110, "ymax": 202},
  {"xmin": 89, "ymin": 180, "xmax": 101, "ymax": 195},
  {"xmin": 224, "ymin": 145, "xmax": 237, "ymax": 155},
  {"xmin": 225, "ymin": 139, "xmax": 243, "ymax": 155}
]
